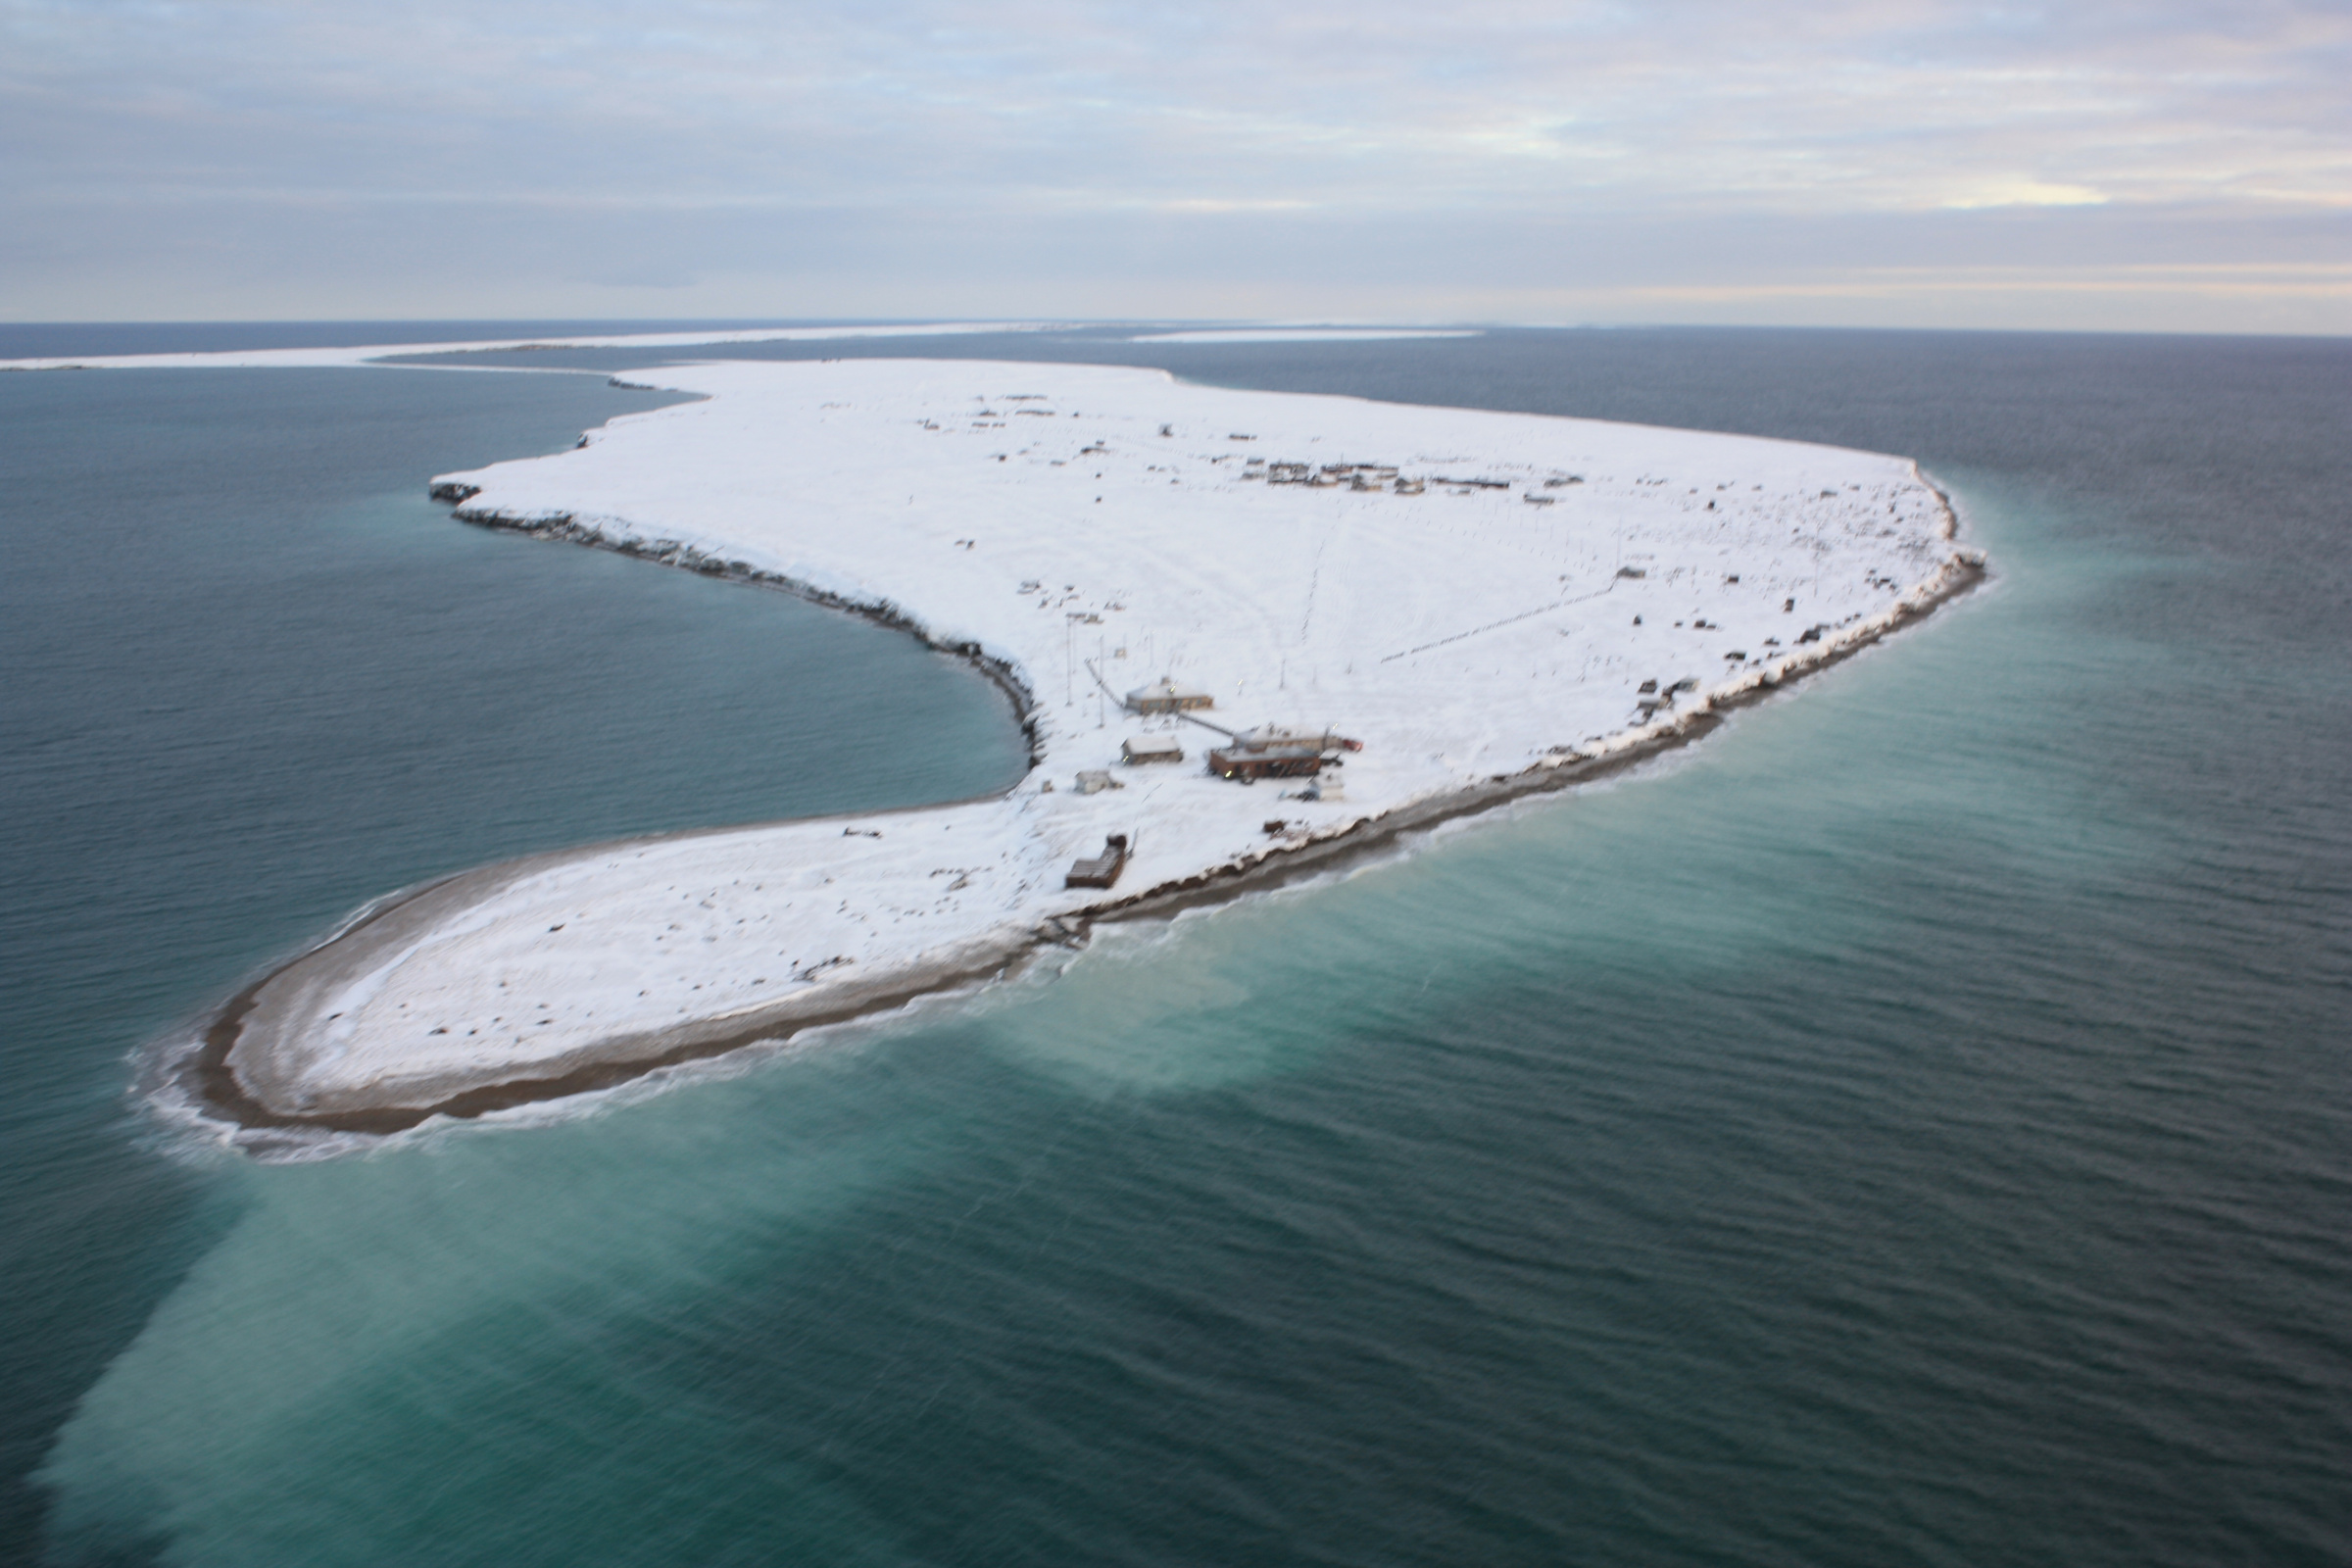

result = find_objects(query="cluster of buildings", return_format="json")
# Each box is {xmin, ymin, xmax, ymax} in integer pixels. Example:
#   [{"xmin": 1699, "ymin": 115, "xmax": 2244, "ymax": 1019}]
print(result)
[
  {"xmin": 1248, "ymin": 461, "xmax": 1424, "ymax": 495},
  {"xmin": 1060, "ymin": 677, "xmax": 1362, "ymax": 890}
]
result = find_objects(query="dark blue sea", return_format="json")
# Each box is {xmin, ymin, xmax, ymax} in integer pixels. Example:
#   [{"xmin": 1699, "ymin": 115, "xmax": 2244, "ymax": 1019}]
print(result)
[{"xmin": 2, "ymin": 325, "xmax": 2345, "ymax": 1566}]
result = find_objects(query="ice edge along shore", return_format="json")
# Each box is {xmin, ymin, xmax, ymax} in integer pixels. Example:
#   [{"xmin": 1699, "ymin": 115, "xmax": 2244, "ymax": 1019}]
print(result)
[{"xmin": 174, "ymin": 359, "xmax": 1984, "ymax": 1139}]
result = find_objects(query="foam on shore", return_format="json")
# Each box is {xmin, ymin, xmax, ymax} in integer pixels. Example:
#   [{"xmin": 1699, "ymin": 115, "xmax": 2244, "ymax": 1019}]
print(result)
[{"xmin": 181, "ymin": 357, "xmax": 1981, "ymax": 1133}]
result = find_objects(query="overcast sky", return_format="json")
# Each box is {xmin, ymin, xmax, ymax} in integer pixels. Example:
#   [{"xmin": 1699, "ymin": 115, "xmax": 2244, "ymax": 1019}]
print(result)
[{"xmin": 4, "ymin": 0, "xmax": 2344, "ymax": 330}]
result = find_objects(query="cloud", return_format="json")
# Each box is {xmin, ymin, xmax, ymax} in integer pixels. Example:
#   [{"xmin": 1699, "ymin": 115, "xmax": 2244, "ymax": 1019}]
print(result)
[
  {"xmin": 1, "ymin": 0, "xmax": 2344, "ymax": 328},
  {"xmin": 1943, "ymin": 181, "xmax": 2111, "ymax": 210}
]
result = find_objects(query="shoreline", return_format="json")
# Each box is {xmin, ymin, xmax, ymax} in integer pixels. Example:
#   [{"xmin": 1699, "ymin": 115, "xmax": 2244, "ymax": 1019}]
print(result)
[
  {"xmin": 182, "ymin": 486, "xmax": 1984, "ymax": 1138},
  {"xmin": 427, "ymin": 475, "xmax": 1048, "ymax": 768},
  {"xmin": 165, "ymin": 358, "xmax": 1986, "ymax": 1142}
]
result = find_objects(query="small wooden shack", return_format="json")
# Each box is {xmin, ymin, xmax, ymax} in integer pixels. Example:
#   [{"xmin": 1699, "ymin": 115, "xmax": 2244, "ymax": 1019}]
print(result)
[
  {"xmin": 1064, "ymin": 833, "xmax": 1130, "ymax": 890},
  {"xmin": 1208, "ymin": 745, "xmax": 1324, "ymax": 782},
  {"xmin": 1125, "ymin": 678, "xmax": 1214, "ymax": 714},
  {"xmin": 1121, "ymin": 735, "xmax": 1185, "ymax": 764}
]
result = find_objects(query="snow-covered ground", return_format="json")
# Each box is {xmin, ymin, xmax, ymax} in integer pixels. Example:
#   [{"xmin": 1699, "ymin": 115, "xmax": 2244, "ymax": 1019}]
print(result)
[
  {"xmin": 0, "ymin": 321, "xmax": 1065, "ymax": 372},
  {"xmin": 210, "ymin": 357, "xmax": 1978, "ymax": 1123},
  {"xmin": 1126, "ymin": 328, "xmax": 1480, "ymax": 343}
]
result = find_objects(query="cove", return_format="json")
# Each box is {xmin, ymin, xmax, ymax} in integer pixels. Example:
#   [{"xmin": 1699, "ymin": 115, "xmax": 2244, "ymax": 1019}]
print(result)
[{"xmin": 0, "ymin": 363, "xmax": 1032, "ymax": 1542}]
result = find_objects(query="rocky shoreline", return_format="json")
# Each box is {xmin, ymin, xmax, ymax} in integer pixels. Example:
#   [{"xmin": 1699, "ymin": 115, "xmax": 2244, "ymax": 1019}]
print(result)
[{"xmin": 431, "ymin": 476, "xmax": 1046, "ymax": 768}]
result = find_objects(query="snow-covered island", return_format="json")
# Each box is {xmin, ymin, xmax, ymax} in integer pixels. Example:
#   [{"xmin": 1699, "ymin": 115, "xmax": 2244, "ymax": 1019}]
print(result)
[{"xmin": 194, "ymin": 358, "xmax": 1983, "ymax": 1133}]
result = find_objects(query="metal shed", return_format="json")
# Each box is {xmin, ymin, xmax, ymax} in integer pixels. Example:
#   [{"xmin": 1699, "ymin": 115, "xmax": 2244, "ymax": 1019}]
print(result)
[
  {"xmin": 1121, "ymin": 735, "xmax": 1185, "ymax": 764},
  {"xmin": 1124, "ymin": 678, "xmax": 1215, "ymax": 714}
]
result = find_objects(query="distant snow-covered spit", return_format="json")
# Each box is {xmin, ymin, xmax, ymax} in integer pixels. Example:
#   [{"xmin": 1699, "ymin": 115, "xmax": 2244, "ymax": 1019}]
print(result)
[
  {"xmin": 0, "ymin": 320, "xmax": 1067, "ymax": 373},
  {"xmin": 176, "ymin": 357, "xmax": 1981, "ymax": 1139},
  {"xmin": 1127, "ymin": 328, "xmax": 1482, "ymax": 343}
]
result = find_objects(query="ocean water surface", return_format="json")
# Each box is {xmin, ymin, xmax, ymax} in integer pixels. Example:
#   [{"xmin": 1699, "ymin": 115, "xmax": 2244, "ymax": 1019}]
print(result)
[{"xmin": 2, "ymin": 328, "xmax": 2345, "ymax": 1565}]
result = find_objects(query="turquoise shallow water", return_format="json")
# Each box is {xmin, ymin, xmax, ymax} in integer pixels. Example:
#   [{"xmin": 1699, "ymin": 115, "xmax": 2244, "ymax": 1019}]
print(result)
[{"xmin": 4, "ymin": 330, "xmax": 2348, "ymax": 1565}]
